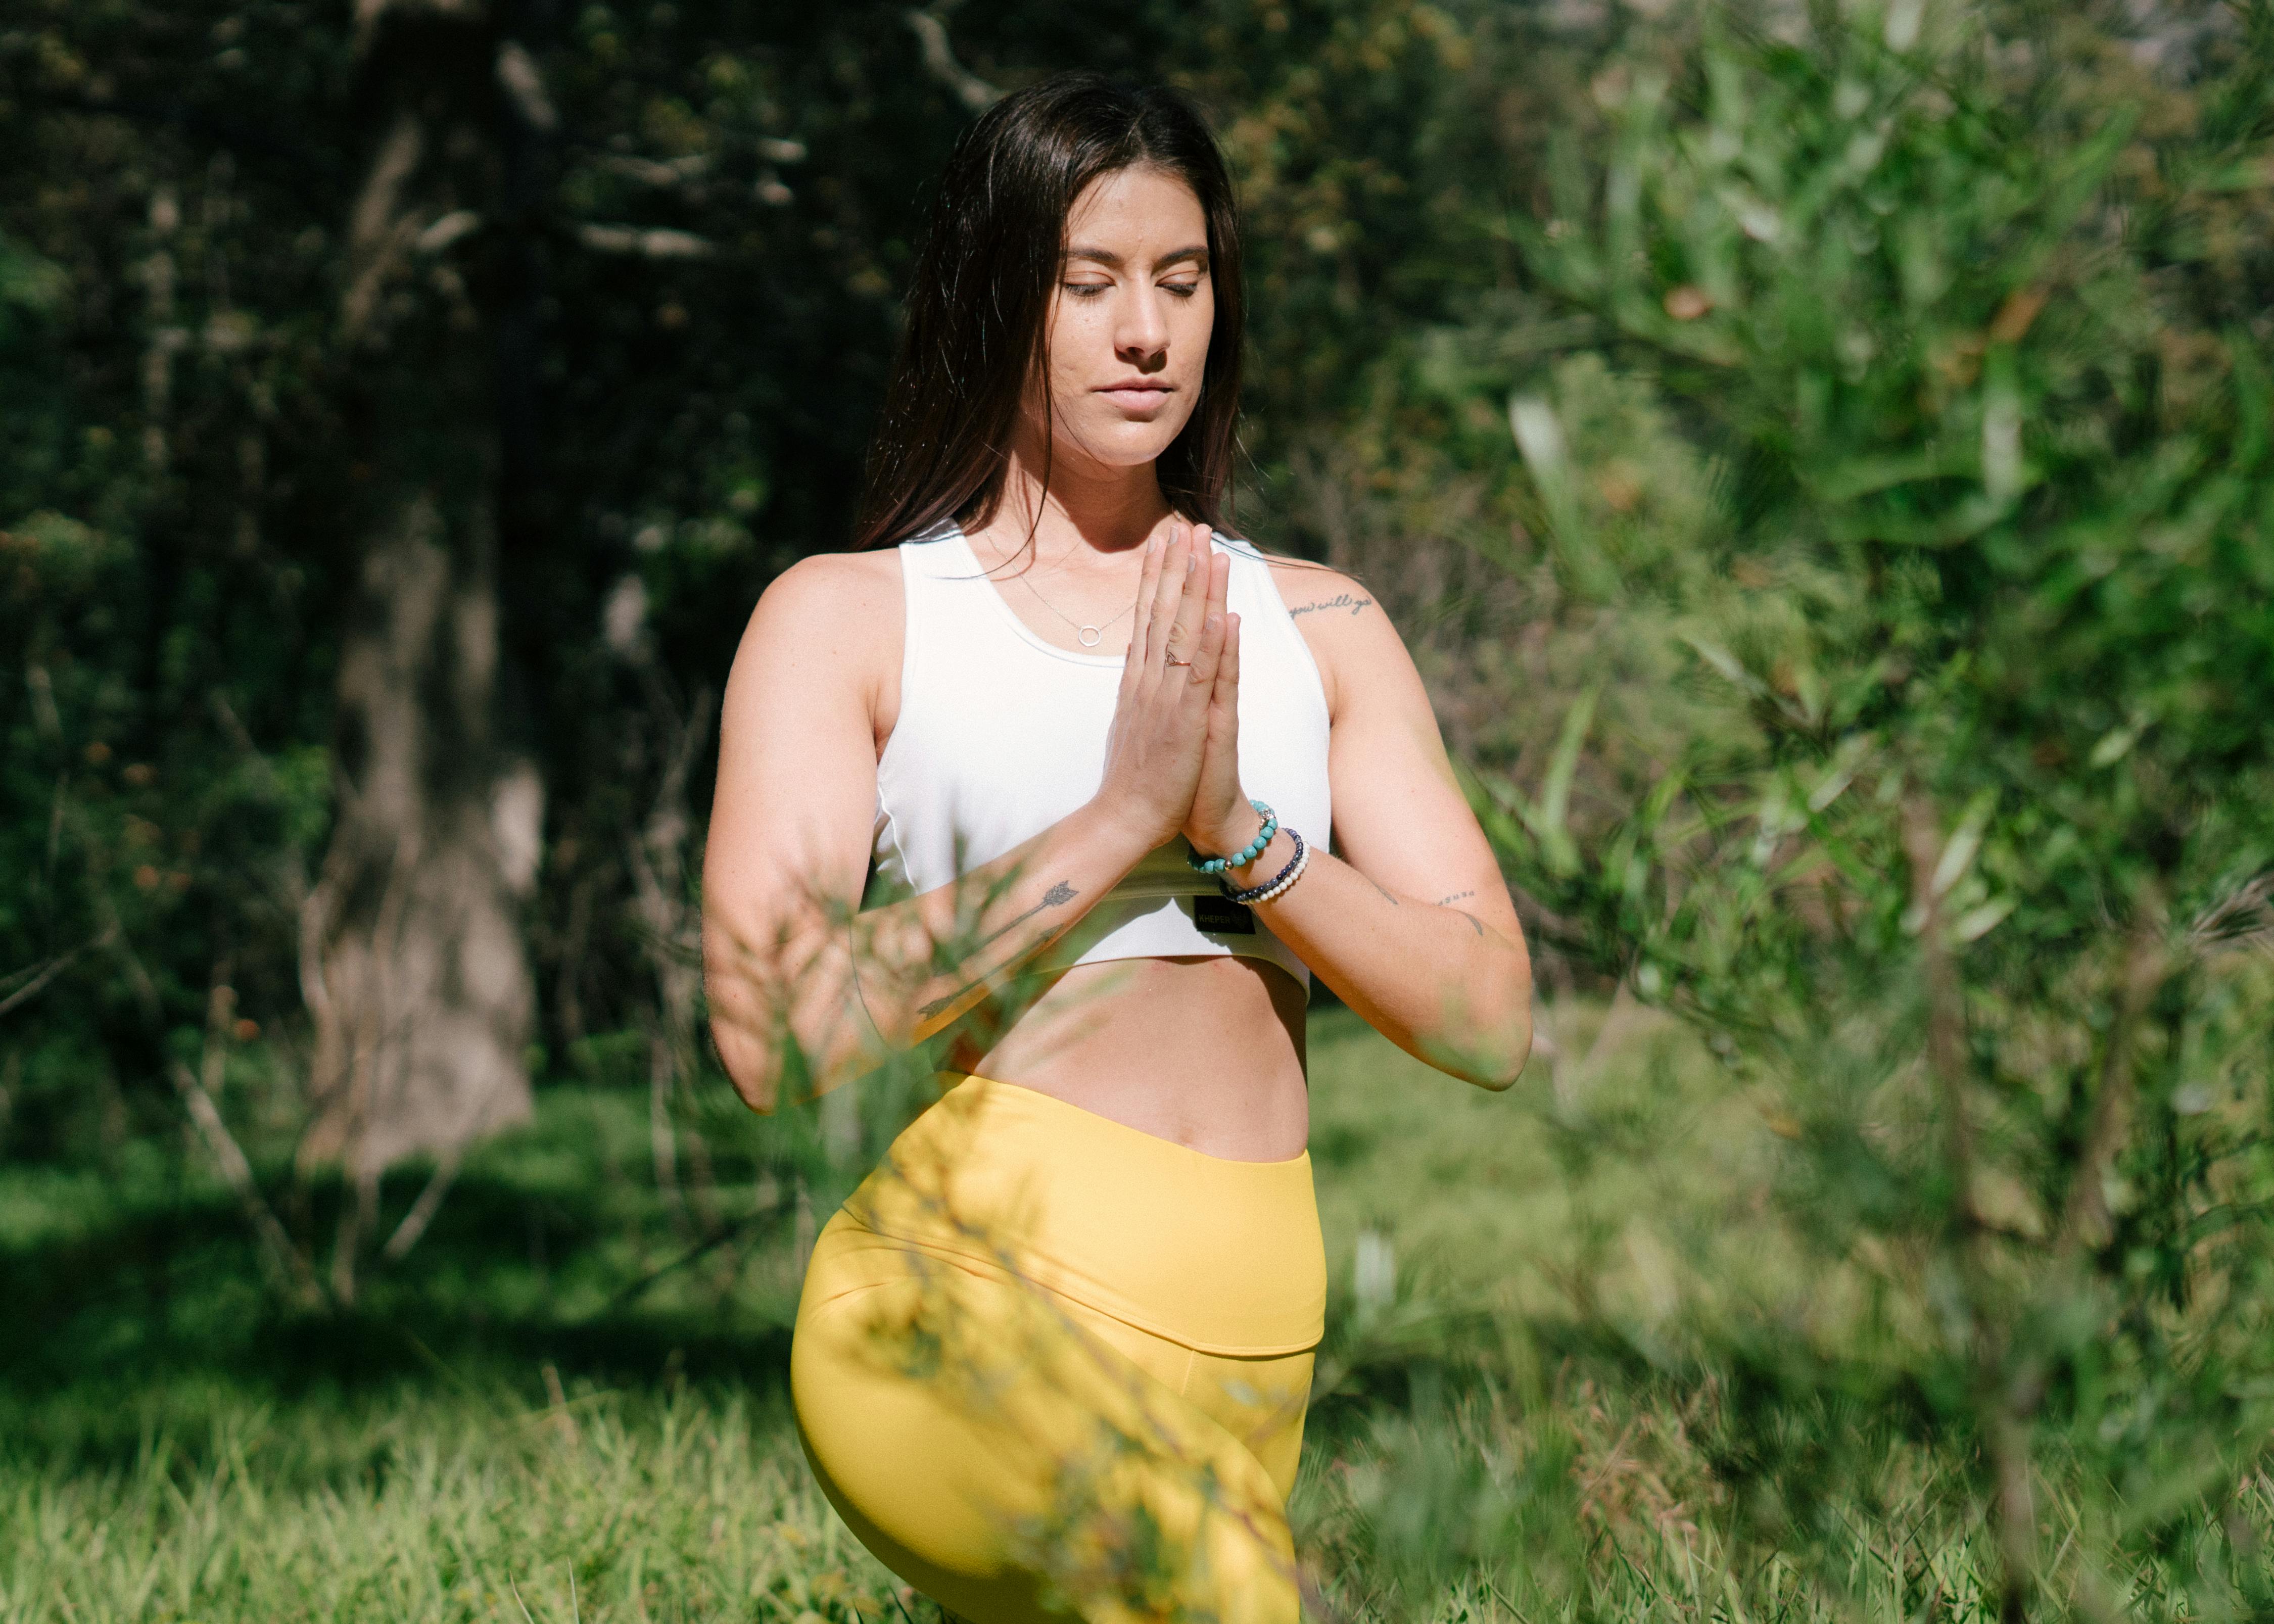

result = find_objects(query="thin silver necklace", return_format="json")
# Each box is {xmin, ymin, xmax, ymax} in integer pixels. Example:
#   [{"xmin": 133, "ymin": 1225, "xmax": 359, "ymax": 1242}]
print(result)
[{"xmin": 1013, "ymin": 569, "xmax": 1134, "ymax": 649}]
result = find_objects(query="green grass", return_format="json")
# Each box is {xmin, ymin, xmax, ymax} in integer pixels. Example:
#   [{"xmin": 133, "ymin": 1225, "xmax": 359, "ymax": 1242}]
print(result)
[
  {"xmin": 1, "ymin": 1006, "xmax": 2248, "ymax": 1622},
  {"xmin": 3, "ymin": 1387, "xmax": 882, "ymax": 1624},
  {"xmin": 1306, "ymin": 995, "xmax": 1766, "ymax": 1311},
  {"xmin": 0, "ymin": 1009, "xmax": 1544, "ymax": 1622}
]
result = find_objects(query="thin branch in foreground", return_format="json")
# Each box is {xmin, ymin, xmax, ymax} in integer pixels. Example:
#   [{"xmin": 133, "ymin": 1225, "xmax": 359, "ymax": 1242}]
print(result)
[
  {"xmin": 381, "ymin": 1144, "xmax": 465, "ymax": 1262},
  {"xmin": 1902, "ymin": 793, "xmax": 2033, "ymax": 1624},
  {"xmin": 603, "ymin": 1201, "xmax": 779, "ymax": 1314},
  {"xmin": 905, "ymin": 6, "xmax": 1000, "ymax": 114},
  {"xmin": 83, "ymin": 832, "xmax": 320, "ymax": 1305},
  {"xmin": 0, "ymin": 925, "xmax": 115, "ymax": 1019},
  {"xmin": 574, "ymin": 223, "xmax": 714, "ymax": 258},
  {"xmin": 168, "ymin": 973, "xmax": 323, "ymax": 1305},
  {"xmin": 494, "ymin": 40, "xmax": 558, "ymax": 133},
  {"xmin": 2056, "ymin": 903, "xmax": 2167, "ymax": 1258},
  {"xmin": 2188, "ymin": 871, "xmax": 2274, "ymax": 956}
]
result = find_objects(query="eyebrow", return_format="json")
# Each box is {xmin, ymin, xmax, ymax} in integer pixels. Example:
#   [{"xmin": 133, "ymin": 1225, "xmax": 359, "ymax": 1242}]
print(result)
[{"xmin": 1062, "ymin": 245, "xmax": 1210, "ymax": 270}]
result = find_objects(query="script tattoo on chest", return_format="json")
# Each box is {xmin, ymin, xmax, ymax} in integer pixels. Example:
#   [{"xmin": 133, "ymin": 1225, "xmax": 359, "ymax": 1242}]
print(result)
[{"xmin": 1287, "ymin": 592, "xmax": 1375, "ymax": 619}]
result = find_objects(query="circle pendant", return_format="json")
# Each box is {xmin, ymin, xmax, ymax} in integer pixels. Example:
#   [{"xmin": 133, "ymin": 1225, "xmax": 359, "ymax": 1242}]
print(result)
[{"xmin": 1078, "ymin": 625, "xmax": 1103, "ymax": 648}]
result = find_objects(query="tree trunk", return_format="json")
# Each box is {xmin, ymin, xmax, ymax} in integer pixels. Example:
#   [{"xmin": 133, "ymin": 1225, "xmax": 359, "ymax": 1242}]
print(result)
[
  {"xmin": 304, "ymin": 495, "xmax": 541, "ymax": 1175},
  {"xmin": 300, "ymin": 4, "xmax": 544, "ymax": 1235}
]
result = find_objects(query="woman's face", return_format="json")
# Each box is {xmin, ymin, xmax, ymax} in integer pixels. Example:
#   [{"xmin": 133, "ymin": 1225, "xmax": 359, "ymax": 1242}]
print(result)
[{"xmin": 1032, "ymin": 165, "xmax": 1214, "ymax": 475}]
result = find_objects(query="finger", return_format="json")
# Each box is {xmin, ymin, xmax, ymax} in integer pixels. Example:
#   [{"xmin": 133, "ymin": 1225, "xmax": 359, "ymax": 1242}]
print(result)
[
  {"xmin": 1126, "ymin": 529, "xmax": 1165, "ymax": 673},
  {"xmin": 1187, "ymin": 605, "xmax": 1227, "ymax": 694},
  {"xmin": 1164, "ymin": 527, "xmax": 1212, "ymax": 663},
  {"xmin": 1134, "ymin": 530, "xmax": 1176, "ymax": 678},
  {"xmin": 1211, "ymin": 610, "xmax": 1243, "ymax": 724},
  {"xmin": 1148, "ymin": 523, "xmax": 1190, "ymax": 665},
  {"xmin": 1183, "ymin": 555, "xmax": 1233, "ymax": 690},
  {"xmin": 1156, "ymin": 537, "xmax": 1200, "ymax": 664}
]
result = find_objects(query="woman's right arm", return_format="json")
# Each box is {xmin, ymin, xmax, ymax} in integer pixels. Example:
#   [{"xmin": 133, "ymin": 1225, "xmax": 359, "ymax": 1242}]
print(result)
[{"xmin": 702, "ymin": 528, "xmax": 1226, "ymax": 1112}]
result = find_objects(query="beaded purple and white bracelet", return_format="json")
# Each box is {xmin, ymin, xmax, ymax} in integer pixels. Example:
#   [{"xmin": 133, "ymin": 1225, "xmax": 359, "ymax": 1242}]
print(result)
[{"xmin": 1222, "ymin": 826, "xmax": 1310, "ymax": 906}]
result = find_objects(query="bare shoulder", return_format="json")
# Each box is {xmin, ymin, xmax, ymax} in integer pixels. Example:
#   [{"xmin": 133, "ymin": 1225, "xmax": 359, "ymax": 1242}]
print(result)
[
  {"xmin": 751, "ymin": 549, "xmax": 900, "ymax": 626},
  {"xmin": 727, "ymin": 549, "xmax": 903, "ymax": 714},
  {"xmin": 737, "ymin": 550, "xmax": 898, "ymax": 657},
  {"xmin": 1261, "ymin": 557, "xmax": 1416, "ymax": 719}
]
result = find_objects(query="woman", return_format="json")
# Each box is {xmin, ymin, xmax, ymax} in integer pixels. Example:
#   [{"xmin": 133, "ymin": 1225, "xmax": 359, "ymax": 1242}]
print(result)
[{"xmin": 703, "ymin": 72, "xmax": 1532, "ymax": 1624}]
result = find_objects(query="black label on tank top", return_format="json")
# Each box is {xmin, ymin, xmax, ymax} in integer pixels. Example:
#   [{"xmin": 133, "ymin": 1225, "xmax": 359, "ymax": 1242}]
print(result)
[{"xmin": 1193, "ymin": 894, "xmax": 1256, "ymax": 934}]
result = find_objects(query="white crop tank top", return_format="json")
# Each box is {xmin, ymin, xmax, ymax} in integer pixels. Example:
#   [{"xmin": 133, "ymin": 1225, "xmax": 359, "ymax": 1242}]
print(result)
[{"xmin": 871, "ymin": 522, "xmax": 1333, "ymax": 985}]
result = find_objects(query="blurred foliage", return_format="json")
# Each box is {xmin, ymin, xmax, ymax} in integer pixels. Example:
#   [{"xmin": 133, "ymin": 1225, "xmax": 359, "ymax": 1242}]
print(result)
[
  {"xmin": 9, "ymin": 0, "xmax": 2274, "ymax": 1620},
  {"xmin": 1356, "ymin": 1, "xmax": 2274, "ymax": 1617}
]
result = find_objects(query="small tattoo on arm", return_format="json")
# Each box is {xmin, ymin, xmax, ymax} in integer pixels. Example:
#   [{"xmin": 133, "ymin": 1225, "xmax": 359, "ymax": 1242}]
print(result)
[
  {"xmin": 1456, "ymin": 911, "xmax": 1483, "ymax": 937},
  {"xmin": 1287, "ymin": 592, "xmax": 1375, "ymax": 620},
  {"xmin": 1436, "ymin": 890, "xmax": 1478, "ymax": 906},
  {"xmin": 1367, "ymin": 877, "xmax": 1399, "ymax": 906},
  {"xmin": 918, "ymin": 982, "xmax": 977, "ymax": 1021},
  {"xmin": 967, "ymin": 880, "xmax": 1078, "ymax": 958},
  {"xmin": 918, "ymin": 879, "xmax": 1080, "ymax": 1019}
]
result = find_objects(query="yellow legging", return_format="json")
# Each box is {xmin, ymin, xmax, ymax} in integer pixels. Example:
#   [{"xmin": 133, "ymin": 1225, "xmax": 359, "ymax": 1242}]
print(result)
[{"xmin": 791, "ymin": 1074, "xmax": 1325, "ymax": 1624}]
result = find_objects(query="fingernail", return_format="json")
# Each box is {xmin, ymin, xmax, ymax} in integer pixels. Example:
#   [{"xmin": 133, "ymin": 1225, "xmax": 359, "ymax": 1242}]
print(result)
[{"xmin": 1205, "ymin": 612, "xmax": 1221, "ymax": 631}]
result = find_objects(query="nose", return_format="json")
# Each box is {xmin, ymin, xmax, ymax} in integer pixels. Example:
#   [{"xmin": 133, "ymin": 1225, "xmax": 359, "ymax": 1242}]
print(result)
[{"xmin": 1114, "ymin": 285, "xmax": 1170, "ymax": 374}]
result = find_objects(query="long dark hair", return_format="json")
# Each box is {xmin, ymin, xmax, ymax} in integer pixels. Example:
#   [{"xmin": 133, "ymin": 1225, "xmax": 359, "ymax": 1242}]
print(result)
[{"xmin": 850, "ymin": 73, "xmax": 1245, "ymax": 552}]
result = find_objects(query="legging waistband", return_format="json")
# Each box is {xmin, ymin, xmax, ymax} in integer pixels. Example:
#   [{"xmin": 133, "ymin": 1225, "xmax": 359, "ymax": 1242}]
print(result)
[{"xmin": 838, "ymin": 1073, "xmax": 1325, "ymax": 1357}]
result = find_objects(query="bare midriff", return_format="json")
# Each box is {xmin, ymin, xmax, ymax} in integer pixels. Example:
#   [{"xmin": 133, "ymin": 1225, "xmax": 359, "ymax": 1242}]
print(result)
[{"xmin": 939, "ymin": 954, "xmax": 1311, "ymax": 1164}]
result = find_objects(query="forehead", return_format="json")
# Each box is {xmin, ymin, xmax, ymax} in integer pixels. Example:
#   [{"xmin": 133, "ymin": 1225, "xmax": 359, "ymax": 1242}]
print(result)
[{"xmin": 1063, "ymin": 166, "xmax": 1207, "ymax": 251}]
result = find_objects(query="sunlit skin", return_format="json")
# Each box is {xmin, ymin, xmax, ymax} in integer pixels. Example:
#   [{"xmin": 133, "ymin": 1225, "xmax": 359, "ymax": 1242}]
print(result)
[
  {"xmin": 702, "ymin": 164, "xmax": 1533, "ymax": 1162},
  {"xmin": 1023, "ymin": 165, "xmax": 1216, "ymax": 521}
]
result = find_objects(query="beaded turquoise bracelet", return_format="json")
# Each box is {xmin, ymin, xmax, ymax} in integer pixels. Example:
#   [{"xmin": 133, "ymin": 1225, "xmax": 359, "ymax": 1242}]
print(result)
[
  {"xmin": 1224, "ymin": 825, "xmax": 1309, "ymax": 905},
  {"xmin": 1187, "ymin": 799, "xmax": 1277, "ymax": 876}
]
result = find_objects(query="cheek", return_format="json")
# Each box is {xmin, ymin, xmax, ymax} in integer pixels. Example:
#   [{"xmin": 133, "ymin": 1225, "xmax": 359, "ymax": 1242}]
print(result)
[
  {"xmin": 1046, "ymin": 298, "xmax": 1104, "ymax": 381},
  {"xmin": 1176, "ymin": 292, "xmax": 1216, "ymax": 377},
  {"xmin": 1029, "ymin": 299, "xmax": 1090, "ymax": 424}
]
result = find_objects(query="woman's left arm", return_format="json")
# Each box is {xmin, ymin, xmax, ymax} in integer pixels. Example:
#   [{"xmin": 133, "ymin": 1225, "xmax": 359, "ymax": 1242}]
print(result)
[{"xmin": 1203, "ymin": 567, "xmax": 1534, "ymax": 1088}]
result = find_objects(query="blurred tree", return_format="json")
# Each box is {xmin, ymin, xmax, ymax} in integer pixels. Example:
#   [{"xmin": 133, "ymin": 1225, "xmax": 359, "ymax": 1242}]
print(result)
[
  {"xmin": 15, "ymin": 0, "xmax": 1524, "ymax": 1281},
  {"xmin": 0, "ymin": 0, "xmax": 1122, "ymax": 1277},
  {"xmin": 294, "ymin": 0, "xmax": 551, "ymax": 1284}
]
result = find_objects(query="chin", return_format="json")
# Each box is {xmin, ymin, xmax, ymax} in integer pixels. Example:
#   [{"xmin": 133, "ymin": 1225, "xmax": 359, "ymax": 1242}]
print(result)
[{"xmin": 1060, "ymin": 415, "xmax": 1195, "ymax": 471}]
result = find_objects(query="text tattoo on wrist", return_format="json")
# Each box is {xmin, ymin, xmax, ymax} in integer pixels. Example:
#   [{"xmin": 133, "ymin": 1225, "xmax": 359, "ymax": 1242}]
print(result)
[{"xmin": 1287, "ymin": 593, "xmax": 1374, "ymax": 619}]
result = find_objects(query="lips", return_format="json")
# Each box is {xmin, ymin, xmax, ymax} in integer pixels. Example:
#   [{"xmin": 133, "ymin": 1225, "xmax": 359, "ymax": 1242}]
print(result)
[{"xmin": 1099, "ymin": 383, "xmax": 1172, "ymax": 404}]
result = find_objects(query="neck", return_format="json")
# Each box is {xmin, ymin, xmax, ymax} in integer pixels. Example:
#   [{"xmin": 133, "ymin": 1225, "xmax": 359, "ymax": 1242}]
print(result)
[{"xmin": 992, "ymin": 423, "xmax": 1171, "ymax": 561}]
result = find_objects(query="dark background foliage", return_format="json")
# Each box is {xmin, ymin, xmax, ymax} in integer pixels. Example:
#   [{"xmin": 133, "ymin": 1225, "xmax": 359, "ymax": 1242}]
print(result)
[{"xmin": 7, "ymin": 3, "xmax": 2274, "ymax": 1620}]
